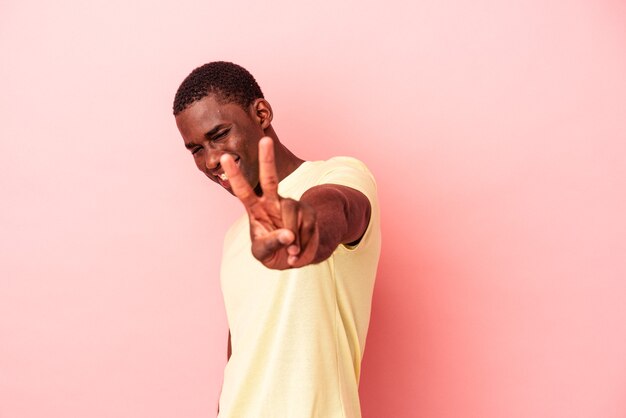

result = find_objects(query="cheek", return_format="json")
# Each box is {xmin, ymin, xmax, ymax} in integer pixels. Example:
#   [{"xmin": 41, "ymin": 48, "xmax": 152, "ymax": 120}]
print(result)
[
  {"xmin": 242, "ymin": 161, "xmax": 260, "ymax": 188},
  {"xmin": 240, "ymin": 148, "xmax": 259, "ymax": 176},
  {"xmin": 193, "ymin": 154, "xmax": 207, "ymax": 172}
]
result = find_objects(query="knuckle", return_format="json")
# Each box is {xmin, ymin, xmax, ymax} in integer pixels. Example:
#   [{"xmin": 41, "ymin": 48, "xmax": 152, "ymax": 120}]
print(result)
[{"xmin": 264, "ymin": 176, "xmax": 278, "ymax": 188}]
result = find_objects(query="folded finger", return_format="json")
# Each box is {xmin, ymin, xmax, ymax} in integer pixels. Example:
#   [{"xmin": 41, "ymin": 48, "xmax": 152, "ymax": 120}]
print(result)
[
  {"xmin": 297, "ymin": 203, "xmax": 317, "ymax": 254},
  {"xmin": 251, "ymin": 228, "xmax": 294, "ymax": 262},
  {"xmin": 281, "ymin": 198, "xmax": 300, "ymax": 255}
]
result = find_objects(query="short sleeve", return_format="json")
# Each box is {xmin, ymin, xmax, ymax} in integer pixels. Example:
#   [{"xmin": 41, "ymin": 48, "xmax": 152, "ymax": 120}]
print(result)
[
  {"xmin": 317, "ymin": 157, "xmax": 378, "ymax": 206},
  {"xmin": 317, "ymin": 157, "xmax": 380, "ymax": 250}
]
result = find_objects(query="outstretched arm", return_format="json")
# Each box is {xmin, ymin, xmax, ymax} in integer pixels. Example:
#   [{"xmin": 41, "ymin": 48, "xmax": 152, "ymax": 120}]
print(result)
[
  {"xmin": 299, "ymin": 183, "xmax": 371, "ymax": 263},
  {"xmin": 221, "ymin": 137, "xmax": 370, "ymax": 270}
]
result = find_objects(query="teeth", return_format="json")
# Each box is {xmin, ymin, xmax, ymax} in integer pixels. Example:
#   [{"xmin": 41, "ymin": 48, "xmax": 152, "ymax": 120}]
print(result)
[{"xmin": 219, "ymin": 173, "xmax": 228, "ymax": 181}]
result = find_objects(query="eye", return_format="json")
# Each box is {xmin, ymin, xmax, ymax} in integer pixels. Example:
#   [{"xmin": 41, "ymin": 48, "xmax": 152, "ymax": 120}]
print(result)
[
  {"xmin": 191, "ymin": 146, "xmax": 203, "ymax": 155},
  {"xmin": 213, "ymin": 128, "xmax": 230, "ymax": 141}
]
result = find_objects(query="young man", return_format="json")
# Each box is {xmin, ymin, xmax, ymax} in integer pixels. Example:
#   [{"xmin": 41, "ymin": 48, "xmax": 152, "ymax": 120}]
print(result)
[{"xmin": 173, "ymin": 61, "xmax": 381, "ymax": 418}]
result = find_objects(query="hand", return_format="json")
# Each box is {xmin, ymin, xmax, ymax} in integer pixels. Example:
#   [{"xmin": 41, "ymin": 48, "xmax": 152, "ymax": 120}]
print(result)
[{"xmin": 220, "ymin": 137, "xmax": 319, "ymax": 270}]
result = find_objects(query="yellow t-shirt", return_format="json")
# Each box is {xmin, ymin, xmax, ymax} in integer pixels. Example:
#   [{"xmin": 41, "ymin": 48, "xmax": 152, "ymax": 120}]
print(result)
[{"xmin": 218, "ymin": 157, "xmax": 381, "ymax": 418}]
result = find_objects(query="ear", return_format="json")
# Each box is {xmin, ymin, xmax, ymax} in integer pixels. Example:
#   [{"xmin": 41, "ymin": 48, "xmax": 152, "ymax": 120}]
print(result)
[{"xmin": 250, "ymin": 98, "xmax": 273, "ymax": 130}]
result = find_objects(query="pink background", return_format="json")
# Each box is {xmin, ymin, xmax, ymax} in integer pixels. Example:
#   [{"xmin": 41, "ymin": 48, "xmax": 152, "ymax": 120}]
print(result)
[{"xmin": 2, "ymin": 0, "xmax": 626, "ymax": 417}]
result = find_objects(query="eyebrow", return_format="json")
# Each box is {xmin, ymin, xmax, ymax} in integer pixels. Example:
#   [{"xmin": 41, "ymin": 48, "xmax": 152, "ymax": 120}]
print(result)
[{"xmin": 184, "ymin": 124, "xmax": 230, "ymax": 150}]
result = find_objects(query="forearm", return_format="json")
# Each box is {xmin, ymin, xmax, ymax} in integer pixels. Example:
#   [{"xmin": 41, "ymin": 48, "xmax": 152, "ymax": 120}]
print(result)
[{"xmin": 300, "ymin": 184, "xmax": 371, "ymax": 263}]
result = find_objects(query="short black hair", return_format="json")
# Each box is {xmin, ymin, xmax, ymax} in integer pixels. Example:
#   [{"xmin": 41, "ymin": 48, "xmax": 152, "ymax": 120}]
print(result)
[{"xmin": 173, "ymin": 61, "xmax": 264, "ymax": 115}]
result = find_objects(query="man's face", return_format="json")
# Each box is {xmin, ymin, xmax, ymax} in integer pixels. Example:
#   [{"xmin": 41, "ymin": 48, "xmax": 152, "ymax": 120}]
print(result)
[{"xmin": 175, "ymin": 95, "xmax": 265, "ymax": 194}]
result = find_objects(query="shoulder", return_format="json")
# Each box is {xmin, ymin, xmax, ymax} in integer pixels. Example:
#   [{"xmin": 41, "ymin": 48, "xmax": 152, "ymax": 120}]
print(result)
[
  {"xmin": 223, "ymin": 213, "xmax": 249, "ymax": 245},
  {"xmin": 280, "ymin": 157, "xmax": 378, "ymax": 201},
  {"xmin": 312, "ymin": 156, "xmax": 378, "ymax": 199},
  {"xmin": 318, "ymin": 156, "xmax": 372, "ymax": 173}
]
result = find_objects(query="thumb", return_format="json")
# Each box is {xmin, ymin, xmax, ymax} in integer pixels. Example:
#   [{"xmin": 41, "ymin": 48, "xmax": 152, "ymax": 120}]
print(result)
[{"xmin": 251, "ymin": 228, "xmax": 294, "ymax": 261}]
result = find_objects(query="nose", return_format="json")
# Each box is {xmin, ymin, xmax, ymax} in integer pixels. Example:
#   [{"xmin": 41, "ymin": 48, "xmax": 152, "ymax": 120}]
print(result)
[{"xmin": 203, "ymin": 148, "xmax": 223, "ymax": 172}]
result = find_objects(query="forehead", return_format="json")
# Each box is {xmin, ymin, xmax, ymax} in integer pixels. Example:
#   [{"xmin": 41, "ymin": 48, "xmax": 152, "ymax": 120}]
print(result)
[{"xmin": 175, "ymin": 95, "xmax": 250, "ymax": 139}]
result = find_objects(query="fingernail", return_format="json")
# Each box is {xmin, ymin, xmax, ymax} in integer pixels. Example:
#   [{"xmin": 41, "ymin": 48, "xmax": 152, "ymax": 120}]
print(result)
[{"xmin": 278, "ymin": 231, "xmax": 292, "ymax": 244}]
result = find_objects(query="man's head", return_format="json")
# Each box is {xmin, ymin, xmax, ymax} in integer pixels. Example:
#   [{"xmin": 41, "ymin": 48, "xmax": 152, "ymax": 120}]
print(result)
[
  {"xmin": 173, "ymin": 61, "xmax": 264, "ymax": 115},
  {"xmin": 173, "ymin": 62, "xmax": 273, "ymax": 195}
]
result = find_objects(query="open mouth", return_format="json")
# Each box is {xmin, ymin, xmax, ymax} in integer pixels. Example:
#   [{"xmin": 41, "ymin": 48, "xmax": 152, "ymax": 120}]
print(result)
[{"xmin": 216, "ymin": 156, "xmax": 240, "ymax": 187}]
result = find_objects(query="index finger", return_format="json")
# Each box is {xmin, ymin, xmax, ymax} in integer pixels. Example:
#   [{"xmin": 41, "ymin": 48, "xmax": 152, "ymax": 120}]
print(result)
[
  {"xmin": 221, "ymin": 153, "xmax": 257, "ymax": 208},
  {"xmin": 258, "ymin": 137, "xmax": 279, "ymax": 201}
]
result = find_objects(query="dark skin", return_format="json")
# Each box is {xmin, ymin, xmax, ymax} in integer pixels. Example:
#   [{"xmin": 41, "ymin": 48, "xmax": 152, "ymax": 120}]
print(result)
[
  {"xmin": 175, "ymin": 94, "xmax": 371, "ymax": 358},
  {"xmin": 221, "ymin": 136, "xmax": 370, "ymax": 268}
]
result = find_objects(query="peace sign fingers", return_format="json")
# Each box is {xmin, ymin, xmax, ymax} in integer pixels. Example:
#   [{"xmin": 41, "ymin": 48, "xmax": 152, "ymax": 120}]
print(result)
[{"xmin": 221, "ymin": 136, "xmax": 320, "ymax": 270}]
